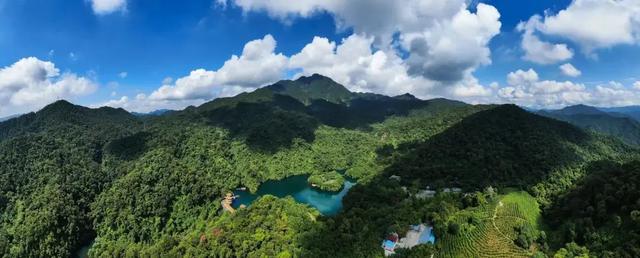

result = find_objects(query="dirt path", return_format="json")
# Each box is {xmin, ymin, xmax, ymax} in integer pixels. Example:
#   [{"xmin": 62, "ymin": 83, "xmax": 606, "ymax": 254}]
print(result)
[{"xmin": 491, "ymin": 201, "xmax": 512, "ymax": 241}]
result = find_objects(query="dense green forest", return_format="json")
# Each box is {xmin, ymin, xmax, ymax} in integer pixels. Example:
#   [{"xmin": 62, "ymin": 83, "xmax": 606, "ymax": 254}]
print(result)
[
  {"xmin": 0, "ymin": 74, "xmax": 639, "ymax": 257},
  {"xmin": 0, "ymin": 102, "xmax": 140, "ymax": 257},
  {"xmin": 544, "ymin": 160, "xmax": 640, "ymax": 257}
]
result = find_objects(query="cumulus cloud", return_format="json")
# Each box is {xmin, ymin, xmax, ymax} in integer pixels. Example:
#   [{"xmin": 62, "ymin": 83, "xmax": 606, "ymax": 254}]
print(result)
[
  {"xmin": 534, "ymin": 0, "xmax": 640, "ymax": 54},
  {"xmin": 559, "ymin": 63, "xmax": 582, "ymax": 77},
  {"xmin": 118, "ymin": 72, "xmax": 127, "ymax": 78},
  {"xmin": 517, "ymin": 16, "xmax": 574, "ymax": 64},
  {"xmin": 216, "ymin": 0, "xmax": 331, "ymax": 21},
  {"xmin": 289, "ymin": 35, "xmax": 433, "ymax": 97},
  {"xmin": 449, "ymin": 76, "xmax": 494, "ymax": 101},
  {"xmin": 219, "ymin": 0, "xmax": 501, "ymax": 85},
  {"xmin": 148, "ymin": 34, "xmax": 287, "ymax": 101},
  {"xmin": 90, "ymin": 0, "xmax": 127, "ymax": 15},
  {"xmin": 97, "ymin": 94, "xmax": 204, "ymax": 113},
  {"xmin": 0, "ymin": 57, "xmax": 97, "ymax": 117},
  {"xmin": 506, "ymin": 68, "xmax": 539, "ymax": 86},
  {"xmin": 288, "ymin": 34, "xmax": 494, "ymax": 99},
  {"xmin": 218, "ymin": 0, "xmax": 465, "ymax": 42},
  {"xmin": 499, "ymin": 68, "xmax": 588, "ymax": 107},
  {"xmin": 404, "ymin": 3, "xmax": 501, "ymax": 82},
  {"xmin": 497, "ymin": 68, "xmax": 640, "ymax": 108}
]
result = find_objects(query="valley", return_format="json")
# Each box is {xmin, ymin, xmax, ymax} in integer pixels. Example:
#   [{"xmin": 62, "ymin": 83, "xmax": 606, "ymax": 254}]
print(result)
[{"xmin": 0, "ymin": 75, "xmax": 639, "ymax": 257}]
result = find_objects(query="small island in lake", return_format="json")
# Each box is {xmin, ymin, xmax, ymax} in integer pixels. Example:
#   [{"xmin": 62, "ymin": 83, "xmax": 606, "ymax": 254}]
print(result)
[{"xmin": 307, "ymin": 171, "xmax": 345, "ymax": 192}]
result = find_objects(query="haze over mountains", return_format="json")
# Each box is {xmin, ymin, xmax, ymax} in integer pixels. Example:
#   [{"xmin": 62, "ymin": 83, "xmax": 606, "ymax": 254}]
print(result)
[
  {"xmin": 0, "ymin": 74, "xmax": 639, "ymax": 257},
  {"xmin": 538, "ymin": 104, "xmax": 640, "ymax": 146}
]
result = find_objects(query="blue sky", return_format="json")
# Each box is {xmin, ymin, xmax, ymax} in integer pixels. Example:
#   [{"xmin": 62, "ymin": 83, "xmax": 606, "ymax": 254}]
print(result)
[{"xmin": 1, "ymin": 0, "xmax": 640, "ymax": 116}]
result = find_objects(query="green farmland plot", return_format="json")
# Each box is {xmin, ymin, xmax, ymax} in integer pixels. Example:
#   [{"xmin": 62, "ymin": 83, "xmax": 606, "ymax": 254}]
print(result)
[{"xmin": 437, "ymin": 191, "xmax": 542, "ymax": 258}]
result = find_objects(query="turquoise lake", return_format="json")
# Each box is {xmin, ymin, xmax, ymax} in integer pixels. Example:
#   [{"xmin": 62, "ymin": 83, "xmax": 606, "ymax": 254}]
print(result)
[
  {"xmin": 232, "ymin": 175, "xmax": 356, "ymax": 216},
  {"xmin": 77, "ymin": 175, "xmax": 355, "ymax": 256}
]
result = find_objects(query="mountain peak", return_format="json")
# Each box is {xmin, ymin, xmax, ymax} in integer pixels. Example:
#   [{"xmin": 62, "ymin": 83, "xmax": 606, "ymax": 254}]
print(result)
[
  {"xmin": 259, "ymin": 74, "xmax": 353, "ymax": 105},
  {"xmin": 556, "ymin": 104, "xmax": 604, "ymax": 116},
  {"xmin": 46, "ymin": 99, "xmax": 74, "ymax": 107},
  {"xmin": 38, "ymin": 99, "xmax": 83, "ymax": 114},
  {"xmin": 295, "ymin": 73, "xmax": 333, "ymax": 84},
  {"xmin": 393, "ymin": 93, "xmax": 418, "ymax": 100}
]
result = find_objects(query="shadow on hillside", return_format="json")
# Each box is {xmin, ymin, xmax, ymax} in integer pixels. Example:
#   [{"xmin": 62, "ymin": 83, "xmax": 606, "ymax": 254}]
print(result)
[
  {"xmin": 105, "ymin": 131, "xmax": 152, "ymax": 161},
  {"xmin": 199, "ymin": 93, "xmax": 439, "ymax": 152},
  {"xmin": 297, "ymin": 104, "xmax": 604, "ymax": 257},
  {"xmin": 202, "ymin": 95, "xmax": 320, "ymax": 153},
  {"xmin": 383, "ymin": 104, "xmax": 593, "ymax": 190},
  {"xmin": 307, "ymin": 97, "xmax": 430, "ymax": 130}
]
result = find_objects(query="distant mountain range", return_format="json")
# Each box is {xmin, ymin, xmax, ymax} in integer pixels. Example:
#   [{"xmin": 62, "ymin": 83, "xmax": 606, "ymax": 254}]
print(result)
[
  {"xmin": 537, "ymin": 104, "xmax": 640, "ymax": 146},
  {"xmin": 599, "ymin": 106, "xmax": 640, "ymax": 121},
  {"xmin": 131, "ymin": 109, "xmax": 173, "ymax": 117}
]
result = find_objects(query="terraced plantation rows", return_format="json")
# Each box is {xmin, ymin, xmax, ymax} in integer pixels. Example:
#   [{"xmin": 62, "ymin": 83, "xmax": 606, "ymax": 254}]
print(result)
[{"xmin": 436, "ymin": 191, "xmax": 541, "ymax": 258}]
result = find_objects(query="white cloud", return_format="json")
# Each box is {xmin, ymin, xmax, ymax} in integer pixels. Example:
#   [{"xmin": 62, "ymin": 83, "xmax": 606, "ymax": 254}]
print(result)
[
  {"xmin": 289, "ymin": 35, "xmax": 435, "ymax": 97},
  {"xmin": 535, "ymin": 0, "xmax": 640, "ymax": 54},
  {"xmin": 90, "ymin": 0, "xmax": 127, "ymax": 15},
  {"xmin": 162, "ymin": 77, "xmax": 174, "ymax": 85},
  {"xmin": 634, "ymin": 81, "xmax": 640, "ymax": 90},
  {"xmin": 0, "ymin": 57, "xmax": 97, "ymax": 117},
  {"xmin": 216, "ymin": 0, "xmax": 333, "ymax": 21},
  {"xmin": 404, "ymin": 3, "xmax": 501, "ymax": 82},
  {"xmin": 517, "ymin": 16, "xmax": 574, "ymax": 64},
  {"xmin": 149, "ymin": 69, "xmax": 217, "ymax": 101},
  {"xmin": 97, "ymin": 94, "xmax": 204, "ymax": 113},
  {"xmin": 498, "ymin": 68, "xmax": 640, "ymax": 108},
  {"xmin": 118, "ymin": 72, "xmax": 127, "ymax": 78},
  {"xmin": 219, "ymin": 0, "xmax": 468, "ymax": 43},
  {"xmin": 449, "ymin": 76, "xmax": 493, "ymax": 100},
  {"xmin": 559, "ymin": 63, "xmax": 582, "ymax": 77},
  {"xmin": 506, "ymin": 68, "xmax": 539, "ymax": 86},
  {"xmin": 219, "ymin": 0, "xmax": 501, "ymax": 84},
  {"xmin": 148, "ymin": 34, "xmax": 287, "ymax": 101}
]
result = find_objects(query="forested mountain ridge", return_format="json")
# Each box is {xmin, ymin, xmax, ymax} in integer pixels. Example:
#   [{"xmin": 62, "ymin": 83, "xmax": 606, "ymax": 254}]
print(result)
[
  {"xmin": 387, "ymin": 105, "xmax": 636, "ymax": 203},
  {"xmin": 600, "ymin": 105, "xmax": 640, "ymax": 121},
  {"xmin": 0, "ymin": 100, "xmax": 141, "ymax": 142},
  {"xmin": 0, "ymin": 101, "xmax": 143, "ymax": 257},
  {"xmin": 0, "ymin": 75, "xmax": 639, "ymax": 257}
]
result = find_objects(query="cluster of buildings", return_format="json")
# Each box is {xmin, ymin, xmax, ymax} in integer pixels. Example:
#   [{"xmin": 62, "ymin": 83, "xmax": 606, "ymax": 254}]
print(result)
[{"xmin": 382, "ymin": 224, "xmax": 436, "ymax": 256}]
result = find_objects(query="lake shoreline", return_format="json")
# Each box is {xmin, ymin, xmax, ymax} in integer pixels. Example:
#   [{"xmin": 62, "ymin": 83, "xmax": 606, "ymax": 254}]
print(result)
[{"xmin": 232, "ymin": 174, "xmax": 356, "ymax": 216}]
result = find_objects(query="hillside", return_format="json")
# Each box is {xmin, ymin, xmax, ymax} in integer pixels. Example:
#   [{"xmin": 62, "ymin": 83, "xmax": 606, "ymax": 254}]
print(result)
[
  {"xmin": 389, "ymin": 105, "xmax": 631, "ymax": 189},
  {"xmin": 0, "ymin": 100, "xmax": 141, "ymax": 142},
  {"xmin": 0, "ymin": 101, "xmax": 142, "ymax": 257},
  {"xmin": 544, "ymin": 160, "xmax": 640, "ymax": 257}
]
